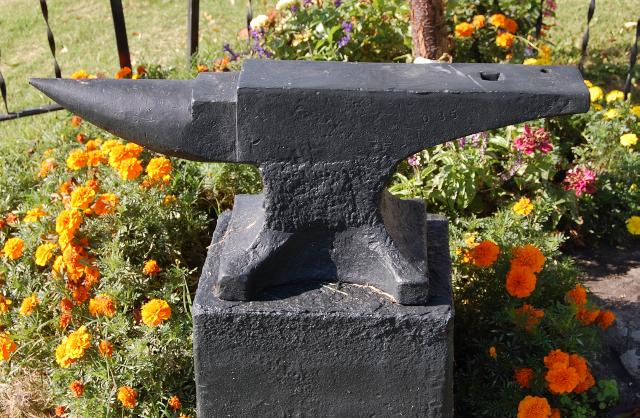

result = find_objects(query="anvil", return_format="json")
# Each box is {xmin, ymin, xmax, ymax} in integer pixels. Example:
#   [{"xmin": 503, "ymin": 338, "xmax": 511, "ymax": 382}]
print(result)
[{"xmin": 31, "ymin": 60, "xmax": 589, "ymax": 305}]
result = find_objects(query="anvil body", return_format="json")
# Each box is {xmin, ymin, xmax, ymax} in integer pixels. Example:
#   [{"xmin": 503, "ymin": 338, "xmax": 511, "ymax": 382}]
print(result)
[{"xmin": 31, "ymin": 60, "xmax": 589, "ymax": 305}]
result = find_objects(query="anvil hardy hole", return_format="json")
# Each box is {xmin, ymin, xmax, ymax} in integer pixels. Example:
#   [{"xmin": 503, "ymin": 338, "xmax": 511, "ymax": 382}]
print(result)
[{"xmin": 479, "ymin": 72, "xmax": 501, "ymax": 81}]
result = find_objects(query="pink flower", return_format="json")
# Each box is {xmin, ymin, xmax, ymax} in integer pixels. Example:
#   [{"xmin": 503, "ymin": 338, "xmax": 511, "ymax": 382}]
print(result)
[
  {"xmin": 563, "ymin": 166, "xmax": 597, "ymax": 197},
  {"xmin": 512, "ymin": 124, "xmax": 553, "ymax": 155},
  {"xmin": 407, "ymin": 153, "xmax": 421, "ymax": 167}
]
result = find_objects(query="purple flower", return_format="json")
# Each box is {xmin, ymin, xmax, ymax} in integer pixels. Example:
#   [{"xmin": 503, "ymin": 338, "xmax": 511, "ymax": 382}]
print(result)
[
  {"xmin": 290, "ymin": 5, "xmax": 298, "ymax": 12},
  {"xmin": 334, "ymin": 0, "xmax": 342, "ymax": 6},
  {"xmin": 457, "ymin": 137, "xmax": 467, "ymax": 147},
  {"xmin": 223, "ymin": 43, "xmax": 240, "ymax": 61},
  {"xmin": 337, "ymin": 35, "xmax": 350, "ymax": 48},
  {"xmin": 512, "ymin": 124, "xmax": 553, "ymax": 155},
  {"xmin": 563, "ymin": 166, "xmax": 597, "ymax": 197},
  {"xmin": 342, "ymin": 21, "xmax": 353, "ymax": 33},
  {"xmin": 303, "ymin": 0, "xmax": 313, "ymax": 5},
  {"xmin": 407, "ymin": 153, "xmax": 421, "ymax": 167}
]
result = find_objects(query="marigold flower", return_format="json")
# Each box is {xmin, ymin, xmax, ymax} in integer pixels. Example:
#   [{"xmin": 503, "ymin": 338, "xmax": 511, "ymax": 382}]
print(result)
[
  {"xmin": 0, "ymin": 295, "xmax": 12, "ymax": 313},
  {"xmin": 514, "ymin": 304, "xmax": 544, "ymax": 331},
  {"xmin": 604, "ymin": 108, "xmax": 619, "ymax": 120},
  {"xmin": 59, "ymin": 313, "xmax": 72, "ymax": 329},
  {"xmin": 115, "ymin": 67, "xmax": 132, "ymax": 79},
  {"xmin": 632, "ymin": 105, "xmax": 640, "ymax": 117},
  {"xmin": 565, "ymin": 284, "xmax": 587, "ymax": 305},
  {"xmin": 545, "ymin": 363, "xmax": 579, "ymax": 394},
  {"xmin": 55, "ymin": 325, "xmax": 91, "ymax": 368},
  {"xmin": 544, "ymin": 348, "xmax": 569, "ymax": 369},
  {"xmin": 66, "ymin": 150, "xmax": 88, "ymax": 171},
  {"xmin": 504, "ymin": 18, "xmax": 518, "ymax": 34},
  {"xmin": 496, "ymin": 32, "xmax": 515, "ymax": 49},
  {"xmin": 143, "ymin": 259, "xmax": 161, "ymax": 276},
  {"xmin": 455, "ymin": 22, "xmax": 475, "ymax": 38},
  {"xmin": 116, "ymin": 158, "xmax": 143, "ymax": 180},
  {"xmin": 596, "ymin": 309, "xmax": 616, "ymax": 330},
  {"xmin": 471, "ymin": 240, "xmax": 500, "ymax": 267},
  {"xmin": 588, "ymin": 86, "xmax": 603, "ymax": 102},
  {"xmin": 517, "ymin": 396, "xmax": 551, "ymax": 418},
  {"xmin": 568, "ymin": 353, "xmax": 588, "ymax": 381},
  {"xmin": 576, "ymin": 307, "xmax": 600, "ymax": 325},
  {"xmin": 117, "ymin": 386, "xmax": 138, "ymax": 408},
  {"xmin": 472, "ymin": 15, "xmax": 485, "ymax": 28},
  {"xmin": 88, "ymin": 294, "xmax": 116, "ymax": 318},
  {"xmin": 163, "ymin": 194, "xmax": 177, "ymax": 205},
  {"xmin": 91, "ymin": 193, "xmax": 119, "ymax": 216},
  {"xmin": 627, "ymin": 216, "xmax": 640, "ymax": 235},
  {"xmin": 511, "ymin": 245, "xmax": 545, "ymax": 273},
  {"xmin": 5, "ymin": 213, "xmax": 18, "ymax": 225},
  {"xmin": 98, "ymin": 340, "xmax": 114, "ymax": 358},
  {"xmin": 70, "ymin": 115, "xmax": 83, "ymax": 127},
  {"xmin": 141, "ymin": 299, "xmax": 171, "ymax": 326},
  {"xmin": 72, "ymin": 286, "xmax": 89, "ymax": 305},
  {"xmin": 620, "ymin": 133, "xmax": 638, "ymax": 147},
  {"xmin": 489, "ymin": 13, "xmax": 507, "ymax": 28},
  {"xmin": 573, "ymin": 370, "xmax": 595, "ymax": 393},
  {"xmin": 3, "ymin": 237, "xmax": 24, "ymax": 260},
  {"xmin": 550, "ymin": 408, "xmax": 560, "ymax": 418},
  {"xmin": 56, "ymin": 209, "xmax": 83, "ymax": 239},
  {"xmin": 35, "ymin": 243, "xmax": 58, "ymax": 266},
  {"xmin": 60, "ymin": 298, "xmax": 73, "ymax": 312},
  {"xmin": 54, "ymin": 405, "xmax": 67, "ymax": 416},
  {"xmin": 488, "ymin": 346, "xmax": 497, "ymax": 359},
  {"xmin": 24, "ymin": 207, "xmax": 47, "ymax": 223},
  {"xmin": 53, "ymin": 255, "xmax": 64, "ymax": 277},
  {"xmin": 514, "ymin": 367, "xmax": 534, "ymax": 388},
  {"xmin": 85, "ymin": 150, "xmax": 106, "ymax": 167},
  {"xmin": 69, "ymin": 380, "xmax": 84, "ymax": 397},
  {"xmin": 71, "ymin": 70, "xmax": 89, "ymax": 79},
  {"xmin": 168, "ymin": 395, "xmax": 182, "ymax": 410},
  {"xmin": 513, "ymin": 197, "xmax": 534, "ymax": 216},
  {"xmin": 20, "ymin": 294, "xmax": 39, "ymax": 316},
  {"xmin": 0, "ymin": 332, "xmax": 17, "ymax": 361},
  {"xmin": 605, "ymin": 90, "xmax": 625, "ymax": 103},
  {"xmin": 70, "ymin": 186, "xmax": 96, "ymax": 210},
  {"xmin": 146, "ymin": 156, "xmax": 173, "ymax": 181},
  {"xmin": 506, "ymin": 266, "xmax": 537, "ymax": 298}
]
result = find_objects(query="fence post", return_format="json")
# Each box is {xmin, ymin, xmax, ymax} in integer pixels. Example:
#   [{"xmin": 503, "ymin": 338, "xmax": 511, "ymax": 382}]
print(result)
[
  {"xmin": 110, "ymin": 0, "xmax": 132, "ymax": 70},
  {"xmin": 188, "ymin": 0, "xmax": 200, "ymax": 67}
]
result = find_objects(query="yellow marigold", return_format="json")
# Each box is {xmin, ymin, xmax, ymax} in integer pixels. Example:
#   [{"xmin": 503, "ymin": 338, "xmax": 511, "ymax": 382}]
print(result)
[
  {"xmin": 455, "ymin": 22, "xmax": 475, "ymax": 38},
  {"xmin": 565, "ymin": 284, "xmax": 588, "ymax": 305},
  {"xmin": 632, "ymin": 105, "xmax": 640, "ymax": 117},
  {"xmin": 85, "ymin": 150, "xmax": 106, "ymax": 167},
  {"xmin": 472, "ymin": 15, "xmax": 485, "ymax": 28},
  {"xmin": 0, "ymin": 332, "xmax": 17, "ymax": 361},
  {"xmin": 511, "ymin": 244, "xmax": 545, "ymax": 273},
  {"xmin": 604, "ymin": 108, "xmax": 619, "ymax": 120},
  {"xmin": 62, "ymin": 244, "xmax": 88, "ymax": 283},
  {"xmin": 115, "ymin": 67, "xmax": 132, "ymax": 79},
  {"xmin": 489, "ymin": 13, "xmax": 507, "ymax": 28},
  {"xmin": 588, "ymin": 86, "xmax": 603, "ymax": 102},
  {"xmin": 496, "ymin": 32, "xmax": 514, "ymax": 49},
  {"xmin": 38, "ymin": 158, "xmax": 56, "ymax": 178},
  {"xmin": 545, "ymin": 364, "xmax": 579, "ymax": 394},
  {"xmin": 620, "ymin": 133, "xmax": 638, "ymax": 147},
  {"xmin": 35, "ymin": 243, "xmax": 57, "ymax": 266},
  {"xmin": 488, "ymin": 346, "xmax": 497, "ymax": 359},
  {"xmin": 163, "ymin": 194, "xmax": 177, "ymax": 205},
  {"xmin": 0, "ymin": 295, "xmax": 12, "ymax": 313},
  {"xmin": 55, "ymin": 325, "xmax": 91, "ymax": 368},
  {"xmin": 91, "ymin": 193, "xmax": 119, "ymax": 216},
  {"xmin": 143, "ymin": 259, "xmax": 161, "ymax": 276},
  {"xmin": 627, "ymin": 215, "xmax": 640, "ymax": 235},
  {"xmin": 513, "ymin": 197, "xmax": 534, "ymax": 216},
  {"xmin": 584, "ymin": 80, "xmax": 593, "ymax": 88},
  {"xmin": 506, "ymin": 266, "xmax": 537, "ymax": 298},
  {"xmin": 523, "ymin": 58, "xmax": 539, "ymax": 65},
  {"xmin": 108, "ymin": 144, "xmax": 140, "ymax": 167},
  {"xmin": 116, "ymin": 158, "xmax": 143, "ymax": 180},
  {"xmin": 146, "ymin": 156, "xmax": 172, "ymax": 181},
  {"xmin": 88, "ymin": 294, "xmax": 116, "ymax": 318},
  {"xmin": 71, "ymin": 70, "xmax": 89, "ymax": 79},
  {"xmin": 596, "ymin": 309, "xmax": 616, "ymax": 330},
  {"xmin": 605, "ymin": 90, "xmax": 625, "ymax": 103},
  {"xmin": 52, "ymin": 255, "xmax": 64, "ymax": 277},
  {"xmin": 69, "ymin": 380, "xmax": 84, "ymax": 397},
  {"xmin": 471, "ymin": 240, "xmax": 500, "ymax": 267},
  {"xmin": 98, "ymin": 339, "xmax": 113, "ymax": 358},
  {"xmin": 66, "ymin": 150, "xmax": 88, "ymax": 171},
  {"xmin": 514, "ymin": 367, "xmax": 534, "ymax": 388},
  {"xmin": 3, "ymin": 237, "xmax": 24, "ymax": 260},
  {"xmin": 20, "ymin": 294, "xmax": 39, "ymax": 316},
  {"xmin": 117, "ymin": 386, "xmax": 138, "ymax": 408},
  {"xmin": 517, "ymin": 396, "xmax": 551, "ymax": 418},
  {"xmin": 70, "ymin": 186, "xmax": 96, "ymax": 210},
  {"xmin": 544, "ymin": 349, "xmax": 569, "ymax": 369},
  {"xmin": 168, "ymin": 395, "xmax": 182, "ymax": 410},
  {"xmin": 141, "ymin": 299, "xmax": 171, "ymax": 326},
  {"xmin": 101, "ymin": 139, "xmax": 122, "ymax": 156},
  {"xmin": 24, "ymin": 207, "xmax": 47, "ymax": 223},
  {"xmin": 56, "ymin": 209, "xmax": 83, "ymax": 238},
  {"xmin": 514, "ymin": 304, "xmax": 544, "ymax": 332},
  {"xmin": 576, "ymin": 307, "xmax": 600, "ymax": 325}
]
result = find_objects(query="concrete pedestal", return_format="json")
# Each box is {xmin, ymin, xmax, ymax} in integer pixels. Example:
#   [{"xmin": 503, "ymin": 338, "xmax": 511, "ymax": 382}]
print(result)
[{"xmin": 193, "ymin": 215, "xmax": 453, "ymax": 417}]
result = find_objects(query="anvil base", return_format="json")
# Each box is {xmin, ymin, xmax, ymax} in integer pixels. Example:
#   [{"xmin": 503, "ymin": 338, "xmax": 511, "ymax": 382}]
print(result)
[{"xmin": 193, "ymin": 215, "xmax": 453, "ymax": 417}]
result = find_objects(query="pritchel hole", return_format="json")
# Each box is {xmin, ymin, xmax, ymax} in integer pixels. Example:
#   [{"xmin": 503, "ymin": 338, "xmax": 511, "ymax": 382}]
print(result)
[
  {"xmin": 540, "ymin": 68, "xmax": 549, "ymax": 73},
  {"xmin": 480, "ymin": 72, "xmax": 501, "ymax": 81}
]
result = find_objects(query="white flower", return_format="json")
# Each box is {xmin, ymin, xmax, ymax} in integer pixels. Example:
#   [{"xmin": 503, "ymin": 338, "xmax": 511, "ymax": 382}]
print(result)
[
  {"xmin": 276, "ymin": 0, "xmax": 298, "ymax": 10},
  {"xmin": 249, "ymin": 15, "xmax": 269, "ymax": 29},
  {"xmin": 315, "ymin": 23, "xmax": 325, "ymax": 33}
]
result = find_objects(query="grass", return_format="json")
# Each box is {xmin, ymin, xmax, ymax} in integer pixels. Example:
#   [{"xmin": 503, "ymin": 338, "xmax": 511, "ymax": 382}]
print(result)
[{"xmin": 0, "ymin": 0, "xmax": 637, "ymax": 142}]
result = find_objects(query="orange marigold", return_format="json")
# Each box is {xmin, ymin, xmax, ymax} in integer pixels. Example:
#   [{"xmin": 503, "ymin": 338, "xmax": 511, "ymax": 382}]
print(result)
[
  {"xmin": 143, "ymin": 259, "xmax": 161, "ymax": 276},
  {"xmin": 88, "ymin": 294, "xmax": 116, "ymax": 318},
  {"xmin": 576, "ymin": 307, "xmax": 600, "ymax": 325},
  {"xmin": 0, "ymin": 332, "xmax": 17, "ymax": 361},
  {"xmin": 3, "ymin": 237, "xmax": 24, "ymax": 260},
  {"xmin": 168, "ymin": 395, "xmax": 182, "ymax": 410},
  {"xmin": 544, "ymin": 349, "xmax": 569, "ymax": 369},
  {"xmin": 98, "ymin": 340, "xmax": 114, "ymax": 358},
  {"xmin": 0, "ymin": 295, "xmax": 12, "ymax": 313},
  {"xmin": 115, "ymin": 67, "xmax": 132, "ymax": 79},
  {"xmin": 565, "ymin": 284, "xmax": 587, "ymax": 305},
  {"xmin": 455, "ymin": 22, "xmax": 475, "ymax": 38},
  {"xmin": 545, "ymin": 364, "xmax": 579, "ymax": 394},
  {"xmin": 59, "ymin": 313, "xmax": 72, "ymax": 329},
  {"xmin": 38, "ymin": 158, "xmax": 56, "ymax": 178},
  {"xmin": 70, "ymin": 115, "xmax": 83, "ymax": 127},
  {"xmin": 69, "ymin": 380, "xmax": 84, "ymax": 397},
  {"xmin": 91, "ymin": 193, "xmax": 119, "ymax": 216},
  {"xmin": 66, "ymin": 150, "xmax": 88, "ymax": 171},
  {"xmin": 472, "ymin": 15, "xmax": 485, "ymax": 28},
  {"xmin": 60, "ymin": 298, "xmax": 73, "ymax": 312},
  {"xmin": 85, "ymin": 150, "xmax": 106, "ymax": 167},
  {"xmin": 511, "ymin": 244, "xmax": 545, "ymax": 273},
  {"xmin": 573, "ymin": 370, "xmax": 595, "ymax": 393},
  {"xmin": 496, "ymin": 32, "xmax": 515, "ymax": 49},
  {"xmin": 72, "ymin": 286, "xmax": 89, "ymax": 305},
  {"xmin": 24, "ymin": 207, "xmax": 47, "ymax": 223},
  {"xmin": 489, "ymin": 13, "xmax": 507, "ymax": 28},
  {"xmin": 146, "ymin": 157, "xmax": 172, "ymax": 181},
  {"xmin": 471, "ymin": 240, "xmax": 500, "ymax": 267},
  {"xmin": 596, "ymin": 310, "xmax": 615, "ymax": 330},
  {"xmin": 117, "ymin": 386, "xmax": 138, "ymax": 408},
  {"xmin": 488, "ymin": 346, "xmax": 497, "ymax": 359},
  {"xmin": 55, "ymin": 210, "xmax": 83, "ymax": 240},
  {"xmin": 568, "ymin": 354, "xmax": 588, "ymax": 383},
  {"xmin": 514, "ymin": 304, "xmax": 544, "ymax": 331},
  {"xmin": 506, "ymin": 266, "xmax": 537, "ymax": 298},
  {"xmin": 504, "ymin": 18, "xmax": 518, "ymax": 34},
  {"xmin": 141, "ymin": 299, "xmax": 171, "ymax": 327},
  {"xmin": 517, "ymin": 396, "xmax": 551, "ymax": 418},
  {"xmin": 54, "ymin": 405, "xmax": 67, "ymax": 416},
  {"xmin": 514, "ymin": 367, "xmax": 534, "ymax": 389},
  {"xmin": 116, "ymin": 158, "xmax": 143, "ymax": 180},
  {"xmin": 70, "ymin": 187, "xmax": 96, "ymax": 210},
  {"xmin": 20, "ymin": 294, "xmax": 39, "ymax": 316},
  {"xmin": 550, "ymin": 408, "xmax": 561, "ymax": 418}
]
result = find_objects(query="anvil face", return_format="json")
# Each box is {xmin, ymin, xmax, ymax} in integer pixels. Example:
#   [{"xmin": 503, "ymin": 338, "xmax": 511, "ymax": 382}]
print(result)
[{"xmin": 31, "ymin": 60, "xmax": 589, "ymax": 305}]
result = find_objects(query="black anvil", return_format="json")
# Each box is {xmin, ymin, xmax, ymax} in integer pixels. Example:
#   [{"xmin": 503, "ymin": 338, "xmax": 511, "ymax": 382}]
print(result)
[{"xmin": 32, "ymin": 60, "xmax": 588, "ymax": 305}]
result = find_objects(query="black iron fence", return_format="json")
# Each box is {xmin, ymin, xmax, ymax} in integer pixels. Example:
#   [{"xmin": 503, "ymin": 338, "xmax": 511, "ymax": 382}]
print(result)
[{"xmin": 0, "ymin": 0, "xmax": 638, "ymax": 122}]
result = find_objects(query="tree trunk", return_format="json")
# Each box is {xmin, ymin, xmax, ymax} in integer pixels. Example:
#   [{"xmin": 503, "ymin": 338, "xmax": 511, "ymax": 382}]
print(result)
[{"xmin": 410, "ymin": 0, "xmax": 448, "ymax": 60}]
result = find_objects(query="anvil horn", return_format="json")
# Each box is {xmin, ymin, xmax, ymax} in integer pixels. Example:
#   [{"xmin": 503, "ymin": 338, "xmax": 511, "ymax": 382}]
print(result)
[{"xmin": 30, "ymin": 73, "xmax": 239, "ymax": 162}]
